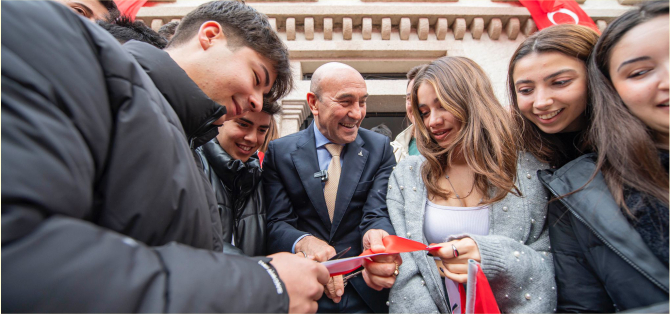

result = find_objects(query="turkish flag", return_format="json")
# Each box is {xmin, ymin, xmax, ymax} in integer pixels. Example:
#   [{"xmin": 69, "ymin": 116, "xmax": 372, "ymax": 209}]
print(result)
[
  {"xmin": 114, "ymin": 0, "xmax": 148, "ymax": 21},
  {"xmin": 519, "ymin": 0, "xmax": 599, "ymax": 33}
]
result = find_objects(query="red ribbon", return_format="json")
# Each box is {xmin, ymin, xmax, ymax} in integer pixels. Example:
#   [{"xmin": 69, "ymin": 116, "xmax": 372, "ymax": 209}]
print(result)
[
  {"xmin": 361, "ymin": 235, "xmax": 442, "ymax": 256},
  {"xmin": 324, "ymin": 236, "xmax": 443, "ymax": 277}
]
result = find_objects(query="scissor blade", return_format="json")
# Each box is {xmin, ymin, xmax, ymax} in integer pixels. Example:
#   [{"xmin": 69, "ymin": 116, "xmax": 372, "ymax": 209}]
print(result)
[{"xmin": 328, "ymin": 246, "xmax": 352, "ymax": 261}]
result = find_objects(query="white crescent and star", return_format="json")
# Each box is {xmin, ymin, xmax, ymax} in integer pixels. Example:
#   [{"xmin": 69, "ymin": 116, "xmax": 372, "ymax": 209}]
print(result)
[{"xmin": 547, "ymin": 8, "xmax": 580, "ymax": 25}]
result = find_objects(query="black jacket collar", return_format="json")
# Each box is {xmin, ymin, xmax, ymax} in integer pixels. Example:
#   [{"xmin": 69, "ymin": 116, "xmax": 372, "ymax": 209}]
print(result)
[
  {"xmin": 201, "ymin": 138, "xmax": 262, "ymax": 193},
  {"xmin": 123, "ymin": 40, "xmax": 225, "ymax": 148},
  {"xmin": 539, "ymin": 154, "xmax": 669, "ymax": 293}
]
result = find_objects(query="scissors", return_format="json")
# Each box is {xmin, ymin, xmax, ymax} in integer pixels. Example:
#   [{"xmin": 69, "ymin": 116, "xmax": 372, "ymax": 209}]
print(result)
[
  {"xmin": 327, "ymin": 246, "xmax": 351, "ymax": 261},
  {"xmin": 326, "ymin": 247, "xmax": 363, "ymax": 287},
  {"xmin": 342, "ymin": 269, "xmax": 364, "ymax": 287}
]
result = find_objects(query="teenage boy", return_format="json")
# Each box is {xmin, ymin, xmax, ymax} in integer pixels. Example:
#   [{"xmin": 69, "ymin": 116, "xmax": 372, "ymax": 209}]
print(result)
[{"xmin": 197, "ymin": 101, "xmax": 282, "ymax": 256}]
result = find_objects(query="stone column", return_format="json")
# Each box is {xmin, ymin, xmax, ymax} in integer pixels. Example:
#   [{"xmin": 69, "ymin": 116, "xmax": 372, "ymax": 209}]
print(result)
[
  {"xmin": 278, "ymin": 61, "xmax": 309, "ymax": 136},
  {"xmin": 279, "ymin": 100, "xmax": 310, "ymax": 136}
]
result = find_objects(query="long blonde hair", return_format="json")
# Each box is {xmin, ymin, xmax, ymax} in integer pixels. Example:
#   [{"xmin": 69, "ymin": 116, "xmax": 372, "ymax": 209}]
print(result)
[{"xmin": 411, "ymin": 56, "xmax": 520, "ymax": 204}]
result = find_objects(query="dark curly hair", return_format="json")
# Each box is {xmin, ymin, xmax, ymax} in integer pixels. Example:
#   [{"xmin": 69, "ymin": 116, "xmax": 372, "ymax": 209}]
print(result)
[{"xmin": 97, "ymin": 16, "xmax": 167, "ymax": 48}]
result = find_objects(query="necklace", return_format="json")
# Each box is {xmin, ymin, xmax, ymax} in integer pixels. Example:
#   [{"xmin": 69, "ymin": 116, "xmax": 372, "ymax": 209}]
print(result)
[{"xmin": 445, "ymin": 174, "xmax": 476, "ymax": 200}]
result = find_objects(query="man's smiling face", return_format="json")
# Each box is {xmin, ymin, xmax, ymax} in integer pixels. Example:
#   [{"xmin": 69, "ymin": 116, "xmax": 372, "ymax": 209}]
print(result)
[{"xmin": 309, "ymin": 67, "xmax": 368, "ymax": 145}]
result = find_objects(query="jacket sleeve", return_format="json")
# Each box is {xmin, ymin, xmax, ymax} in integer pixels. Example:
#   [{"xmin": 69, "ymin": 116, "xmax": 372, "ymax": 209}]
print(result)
[
  {"xmin": 1, "ymin": 73, "xmax": 289, "ymax": 314},
  {"xmin": 464, "ymin": 231, "xmax": 555, "ymax": 313},
  {"xmin": 456, "ymin": 170, "xmax": 556, "ymax": 313},
  {"xmin": 386, "ymin": 168, "xmax": 407, "ymax": 240},
  {"xmin": 1, "ymin": 3, "xmax": 289, "ymax": 312},
  {"xmin": 262, "ymin": 140, "xmax": 310, "ymax": 253},
  {"xmin": 360, "ymin": 137, "xmax": 397, "ymax": 236},
  {"xmin": 548, "ymin": 201, "xmax": 615, "ymax": 313}
]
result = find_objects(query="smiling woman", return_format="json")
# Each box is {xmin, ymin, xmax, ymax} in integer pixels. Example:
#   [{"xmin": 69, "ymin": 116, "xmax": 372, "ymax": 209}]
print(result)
[
  {"xmin": 387, "ymin": 56, "xmax": 556, "ymax": 314},
  {"xmin": 507, "ymin": 24, "xmax": 599, "ymax": 168}
]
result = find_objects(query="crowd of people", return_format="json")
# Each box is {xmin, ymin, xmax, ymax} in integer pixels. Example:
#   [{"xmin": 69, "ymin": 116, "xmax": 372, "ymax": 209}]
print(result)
[{"xmin": 2, "ymin": 0, "xmax": 667, "ymax": 313}]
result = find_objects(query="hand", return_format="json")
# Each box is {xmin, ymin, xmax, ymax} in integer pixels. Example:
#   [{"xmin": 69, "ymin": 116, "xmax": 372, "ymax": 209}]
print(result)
[
  {"xmin": 269, "ymin": 252, "xmax": 330, "ymax": 313},
  {"xmin": 295, "ymin": 251, "xmax": 316, "ymax": 260},
  {"xmin": 435, "ymin": 237, "xmax": 481, "ymax": 283},
  {"xmin": 323, "ymin": 275, "xmax": 345, "ymax": 303},
  {"xmin": 295, "ymin": 235, "xmax": 336, "ymax": 262},
  {"xmin": 361, "ymin": 229, "xmax": 402, "ymax": 291}
]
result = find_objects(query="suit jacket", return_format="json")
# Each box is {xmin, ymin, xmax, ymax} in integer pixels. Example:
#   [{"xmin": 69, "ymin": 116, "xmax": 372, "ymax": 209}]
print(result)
[{"xmin": 263, "ymin": 123, "xmax": 396, "ymax": 313}]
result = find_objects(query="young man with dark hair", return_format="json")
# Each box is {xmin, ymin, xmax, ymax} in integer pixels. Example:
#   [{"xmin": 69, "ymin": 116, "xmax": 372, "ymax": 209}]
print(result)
[
  {"xmin": 2, "ymin": 1, "xmax": 327, "ymax": 313},
  {"xmin": 197, "ymin": 101, "xmax": 281, "ymax": 257},
  {"xmin": 167, "ymin": 1, "xmax": 293, "ymax": 104}
]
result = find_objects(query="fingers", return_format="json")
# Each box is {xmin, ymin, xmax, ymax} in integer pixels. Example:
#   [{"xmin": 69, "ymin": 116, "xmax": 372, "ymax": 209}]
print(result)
[
  {"xmin": 370, "ymin": 252, "xmax": 402, "ymax": 265},
  {"xmin": 442, "ymin": 263, "xmax": 467, "ymax": 275},
  {"xmin": 296, "ymin": 236, "xmax": 337, "ymax": 262},
  {"xmin": 457, "ymin": 238, "xmax": 481, "ymax": 262},
  {"xmin": 314, "ymin": 247, "xmax": 336, "ymax": 262},
  {"xmin": 333, "ymin": 276, "xmax": 344, "ymax": 302},
  {"xmin": 362, "ymin": 269, "xmax": 383, "ymax": 291},
  {"xmin": 434, "ymin": 259, "xmax": 447, "ymax": 277},
  {"xmin": 315, "ymin": 263, "xmax": 330, "ymax": 286},
  {"xmin": 369, "ymin": 253, "xmax": 395, "ymax": 263},
  {"xmin": 363, "ymin": 255, "xmax": 399, "ymax": 277},
  {"xmin": 295, "ymin": 251, "xmax": 316, "ymax": 260},
  {"xmin": 435, "ymin": 238, "xmax": 481, "ymax": 263},
  {"xmin": 436, "ymin": 242, "xmax": 458, "ymax": 259},
  {"xmin": 362, "ymin": 256, "xmax": 399, "ymax": 291},
  {"xmin": 362, "ymin": 229, "xmax": 389, "ymax": 252},
  {"xmin": 393, "ymin": 253, "xmax": 403, "ymax": 266},
  {"xmin": 441, "ymin": 266, "xmax": 468, "ymax": 284},
  {"xmin": 269, "ymin": 253, "xmax": 327, "ymax": 314},
  {"xmin": 309, "ymin": 243, "xmax": 336, "ymax": 262},
  {"xmin": 324, "ymin": 275, "xmax": 344, "ymax": 303}
]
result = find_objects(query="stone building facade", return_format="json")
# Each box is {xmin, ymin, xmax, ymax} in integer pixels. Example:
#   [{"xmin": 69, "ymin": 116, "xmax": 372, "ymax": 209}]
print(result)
[{"xmin": 138, "ymin": 0, "xmax": 634, "ymax": 138}]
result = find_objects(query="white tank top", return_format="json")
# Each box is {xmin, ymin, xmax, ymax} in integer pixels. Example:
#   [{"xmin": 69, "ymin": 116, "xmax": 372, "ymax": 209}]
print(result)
[
  {"xmin": 423, "ymin": 200, "xmax": 490, "ymax": 244},
  {"xmin": 423, "ymin": 199, "xmax": 490, "ymax": 314}
]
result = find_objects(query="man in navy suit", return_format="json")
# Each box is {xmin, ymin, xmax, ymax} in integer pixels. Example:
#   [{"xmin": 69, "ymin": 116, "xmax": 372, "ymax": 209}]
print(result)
[{"xmin": 263, "ymin": 63, "xmax": 401, "ymax": 313}]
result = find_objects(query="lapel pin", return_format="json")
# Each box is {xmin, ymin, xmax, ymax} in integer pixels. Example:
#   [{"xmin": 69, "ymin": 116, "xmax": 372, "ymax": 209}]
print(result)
[{"xmin": 358, "ymin": 150, "xmax": 363, "ymax": 156}]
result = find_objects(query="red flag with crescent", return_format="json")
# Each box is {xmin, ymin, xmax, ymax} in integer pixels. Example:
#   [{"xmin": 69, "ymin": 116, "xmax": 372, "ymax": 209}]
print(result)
[{"xmin": 519, "ymin": 0, "xmax": 599, "ymax": 33}]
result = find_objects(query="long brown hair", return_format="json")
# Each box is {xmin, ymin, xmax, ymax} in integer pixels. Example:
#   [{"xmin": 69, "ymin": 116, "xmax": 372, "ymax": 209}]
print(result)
[
  {"xmin": 411, "ymin": 56, "xmax": 520, "ymax": 204},
  {"xmin": 259, "ymin": 117, "xmax": 278, "ymax": 153},
  {"xmin": 508, "ymin": 24, "xmax": 600, "ymax": 167},
  {"xmin": 588, "ymin": 0, "xmax": 669, "ymax": 213}
]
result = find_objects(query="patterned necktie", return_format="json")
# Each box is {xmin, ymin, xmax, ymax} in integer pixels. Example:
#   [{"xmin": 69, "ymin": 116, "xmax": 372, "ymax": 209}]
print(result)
[{"xmin": 324, "ymin": 144, "xmax": 343, "ymax": 222}]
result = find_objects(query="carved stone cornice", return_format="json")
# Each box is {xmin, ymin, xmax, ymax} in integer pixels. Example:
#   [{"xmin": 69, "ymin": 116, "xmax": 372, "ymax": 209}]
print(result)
[{"xmin": 138, "ymin": 1, "xmax": 630, "ymax": 42}]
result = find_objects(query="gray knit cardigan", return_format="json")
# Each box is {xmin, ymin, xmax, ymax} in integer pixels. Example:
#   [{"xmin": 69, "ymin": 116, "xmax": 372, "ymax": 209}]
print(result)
[{"xmin": 387, "ymin": 153, "xmax": 556, "ymax": 313}]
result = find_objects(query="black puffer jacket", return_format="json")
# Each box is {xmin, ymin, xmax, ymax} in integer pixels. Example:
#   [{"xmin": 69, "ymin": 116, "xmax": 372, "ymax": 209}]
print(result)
[
  {"xmin": 2, "ymin": 2, "xmax": 288, "ymax": 312},
  {"xmin": 538, "ymin": 154, "xmax": 669, "ymax": 312},
  {"xmin": 197, "ymin": 139, "xmax": 267, "ymax": 256}
]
